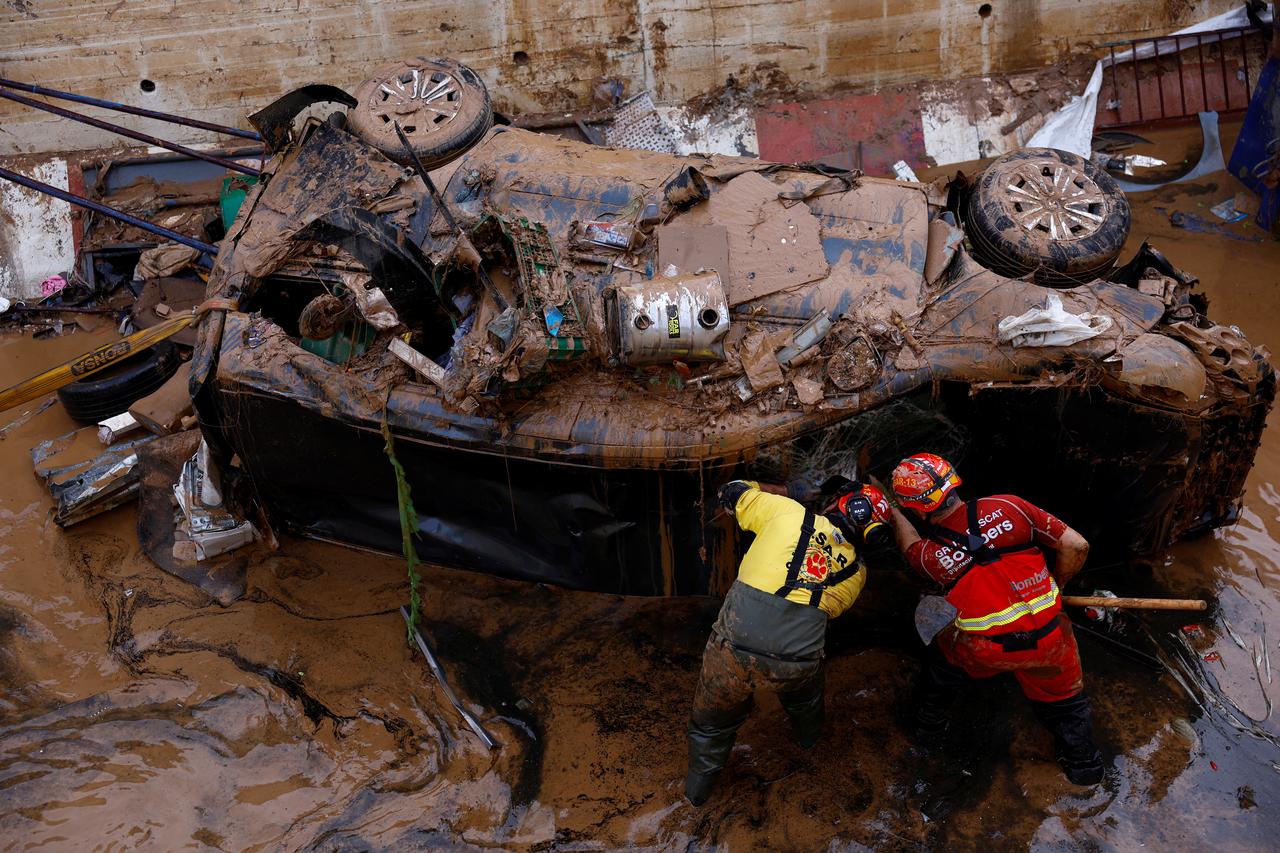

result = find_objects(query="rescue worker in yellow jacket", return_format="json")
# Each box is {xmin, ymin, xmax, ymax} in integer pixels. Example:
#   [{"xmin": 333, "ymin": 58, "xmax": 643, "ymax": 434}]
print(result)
[{"xmin": 684, "ymin": 479, "xmax": 890, "ymax": 805}]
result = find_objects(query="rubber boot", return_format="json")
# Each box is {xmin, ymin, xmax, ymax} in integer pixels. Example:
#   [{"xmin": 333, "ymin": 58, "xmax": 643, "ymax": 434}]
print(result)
[
  {"xmin": 683, "ymin": 767, "xmax": 720, "ymax": 807},
  {"xmin": 778, "ymin": 666, "xmax": 825, "ymax": 750},
  {"xmin": 1031, "ymin": 693, "xmax": 1104, "ymax": 785},
  {"xmin": 686, "ymin": 704, "xmax": 750, "ymax": 806},
  {"xmin": 913, "ymin": 643, "xmax": 967, "ymax": 743}
]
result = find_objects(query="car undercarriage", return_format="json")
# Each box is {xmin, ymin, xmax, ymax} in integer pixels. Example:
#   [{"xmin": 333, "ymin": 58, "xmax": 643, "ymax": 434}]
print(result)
[{"xmin": 170, "ymin": 82, "xmax": 1274, "ymax": 596}]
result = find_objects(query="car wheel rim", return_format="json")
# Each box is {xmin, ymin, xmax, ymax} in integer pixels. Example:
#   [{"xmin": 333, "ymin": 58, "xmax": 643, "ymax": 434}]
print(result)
[
  {"xmin": 1002, "ymin": 160, "xmax": 1107, "ymax": 241},
  {"xmin": 368, "ymin": 65, "xmax": 463, "ymax": 141}
]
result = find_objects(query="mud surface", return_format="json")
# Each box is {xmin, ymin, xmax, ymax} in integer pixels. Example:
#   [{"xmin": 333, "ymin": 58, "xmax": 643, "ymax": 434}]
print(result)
[{"xmin": 3, "ymin": 148, "xmax": 1280, "ymax": 848}]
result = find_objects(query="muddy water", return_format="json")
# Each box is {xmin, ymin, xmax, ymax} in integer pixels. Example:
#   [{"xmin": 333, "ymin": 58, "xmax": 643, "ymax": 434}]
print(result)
[{"xmin": 3, "ymin": 166, "xmax": 1280, "ymax": 849}]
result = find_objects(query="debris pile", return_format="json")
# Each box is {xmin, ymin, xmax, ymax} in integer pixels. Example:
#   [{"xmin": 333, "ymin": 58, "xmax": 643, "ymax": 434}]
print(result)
[{"xmin": 0, "ymin": 58, "xmax": 1274, "ymax": 598}]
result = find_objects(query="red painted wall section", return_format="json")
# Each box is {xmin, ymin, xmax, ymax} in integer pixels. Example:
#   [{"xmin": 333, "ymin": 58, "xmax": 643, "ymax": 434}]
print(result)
[{"xmin": 754, "ymin": 89, "xmax": 929, "ymax": 177}]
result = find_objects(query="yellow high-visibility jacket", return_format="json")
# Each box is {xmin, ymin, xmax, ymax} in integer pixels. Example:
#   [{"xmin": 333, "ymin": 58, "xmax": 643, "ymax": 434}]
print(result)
[{"xmin": 732, "ymin": 483, "xmax": 866, "ymax": 618}]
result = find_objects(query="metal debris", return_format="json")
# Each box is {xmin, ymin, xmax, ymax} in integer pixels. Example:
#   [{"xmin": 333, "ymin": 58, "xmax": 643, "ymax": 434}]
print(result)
[
  {"xmin": 400, "ymin": 605, "xmax": 499, "ymax": 750},
  {"xmin": 39, "ymin": 435, "xmax": 157, "ymax": 527},
  {"xmin": 172, "ymin": 440, "xmax": 257, "ymax": 560},
  {"xmin": 603, "ymin": 92, "xmax": 681, "ymax": 153}
]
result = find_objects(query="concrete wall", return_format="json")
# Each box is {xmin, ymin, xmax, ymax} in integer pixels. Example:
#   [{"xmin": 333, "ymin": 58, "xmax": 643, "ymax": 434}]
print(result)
[
  {"xmin": 0, "ymin": 158, "xmax": 75, "ymax": 301},
  {"xmin": 0, "ymin": 0, "xmax": 1238, "ymax": 156}
]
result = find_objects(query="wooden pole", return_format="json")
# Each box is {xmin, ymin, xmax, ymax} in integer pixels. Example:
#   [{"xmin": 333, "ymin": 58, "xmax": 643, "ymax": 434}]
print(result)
[{"xmin": 1062, "ymin": 595, "xmax": 1207, "ymax": 611}]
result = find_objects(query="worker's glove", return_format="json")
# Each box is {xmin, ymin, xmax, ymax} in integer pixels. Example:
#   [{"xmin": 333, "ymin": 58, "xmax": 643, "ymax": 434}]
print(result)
[
  {"xmin": 784, "ymin": 472, "xmax": 824, "ymax": 503},
  {"xmin": 716, "ymin": 480, "xmax": 754, "ymax": 516}
]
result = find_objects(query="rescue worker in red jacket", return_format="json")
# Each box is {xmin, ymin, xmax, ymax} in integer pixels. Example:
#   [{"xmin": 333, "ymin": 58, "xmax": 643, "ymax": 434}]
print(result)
[
  {"xmin": 885, "ymin": 453, "xmax": 1104, "ymax": 785},
  {"xmin": 685, "ymin": 479, "xmax": 888, "ymax": 805}
]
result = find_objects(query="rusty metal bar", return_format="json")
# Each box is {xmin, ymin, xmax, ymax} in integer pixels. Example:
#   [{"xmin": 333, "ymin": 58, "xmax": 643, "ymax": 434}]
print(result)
[
  {"xmin": 1097, "ymin": 25, "xmax": 1266, "ymax": 129},
  {"xmin": 1154, "ymin": 38, "xmax": 1167, "ymax": 119},
  {"xmin": 1241, "ymin": 27, "xmax": 1252, "ymax": 102},
  {"xmin": 0, "ymin": 88, "xmax": 259, "ymax": 177},
  {"xmin": 1175, "ymin": 37, "xmax": 1187, "ymax": 117},
  {"xmin": 0, "ymin": 77, "xmax": 261, "ymax": 141},
  {"xmin": 1133, "ymin": 39, "xmax": 1144, "ymax": 122},
  {"xmin": 1197, "ymin": 34, "xmax": 1209, "ymax": 112},
  {"xmin": 0, "ymin": 165, "xmax": 219, "ymax": 254},
  {"xmin": 1109, "ymin": 45, "xmax": 1121, "ymax": 123},
  {"xmin": 1219, "ymin": 32, "xmax": 1231, "ymax": 111}
]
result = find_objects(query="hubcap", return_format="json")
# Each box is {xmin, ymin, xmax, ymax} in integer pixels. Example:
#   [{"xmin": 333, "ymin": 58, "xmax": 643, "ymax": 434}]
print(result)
[
  {"xmin": 1002, "ymin": 161, "xmax": 1107, "ymax": 241},
  {"xmin": 368, "ymin": 66, "xmax": 462, "ymax": 138}
]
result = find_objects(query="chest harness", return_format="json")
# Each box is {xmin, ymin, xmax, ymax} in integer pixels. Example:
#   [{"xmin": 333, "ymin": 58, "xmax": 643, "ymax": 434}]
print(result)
[
  {"xmin": 924, "ymin": 500, "xmax": 1060, "ymax": 651},
  {"xmin": 773, "ymin": 510, "xmax": 863, "ymax": 607},
  {"xmin": 925, "ymin": 500, "xmax": 1041, "ymax": 576}
]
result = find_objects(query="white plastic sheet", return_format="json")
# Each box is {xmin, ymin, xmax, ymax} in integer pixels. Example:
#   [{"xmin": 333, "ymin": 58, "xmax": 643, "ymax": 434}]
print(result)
[
  {"xmin": 1026, "ymin": 61, "xmax": 1104, "ymax": 157},
  {"xmin": 1027, "ymin": 6, "xmax": 1273, "ymax": 157},
  {"xmin": 998, "ymin": 293, "xmax": 1113, "ymax": 347}
]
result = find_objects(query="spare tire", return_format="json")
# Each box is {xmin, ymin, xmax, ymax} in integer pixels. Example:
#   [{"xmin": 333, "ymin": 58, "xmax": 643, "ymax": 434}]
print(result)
[
  {"xmin": 347, "ymin": 57, "xmax": 492, "ymax": 167},
  {"xmin": 965, "ymin": 148, "xmax": 1130, "ymax": 287},
  {"xmin": 57, "ymin": 341, "xmax": 182, "ymax": 423}
]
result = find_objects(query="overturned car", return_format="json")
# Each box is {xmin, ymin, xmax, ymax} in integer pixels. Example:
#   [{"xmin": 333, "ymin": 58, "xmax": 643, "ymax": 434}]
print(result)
[{"xmin": 188, "ymin": 60, "xmax": 1274, "ymax": 597}]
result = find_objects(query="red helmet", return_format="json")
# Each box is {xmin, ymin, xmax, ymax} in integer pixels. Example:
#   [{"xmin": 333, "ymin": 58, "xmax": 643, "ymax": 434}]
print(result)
[
  {"xmin": 891, "ymin": 453, "xmax": 961, "ymax": 512},
  {"xmin": 832, "ymin": 484, "xmax": 892, "ymax": 546}
]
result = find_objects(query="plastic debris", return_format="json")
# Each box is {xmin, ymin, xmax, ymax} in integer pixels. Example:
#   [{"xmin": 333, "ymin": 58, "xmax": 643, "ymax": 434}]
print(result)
[
  {"xmin": 340, "ymin": 271, "xmax": 401, "ymax": 331},
  {"xmin": 997, "ymin": 293, "xmax": 1113, "ymax": 348},
  {"xmin": 1083, "ymin": 589, "xmax": 1119, "ymax": 625},
  {"xmin": 486, "ymin": 305, "xmax": 518, "ymax": 349},
  {"xmin": 172, "ymin": 440, "xmax": 257, "ymax": 561},
  {"xmin": 389, "ymin": 338, "xmax": 448, "ymax": 389},
  {"xmin": 579, "ymin": 220, "xmax": 634, "ymax": 250},
  {"xmin": 1170, "ymin": 717, "xmax": 1198, "ymax": 746},
  {"xmin": 544, "ymin": 305, "xmax": 565, "ymax": 337},
  {"xmin": 40, "ymin": 275, "xmax": 67, "ymax": 297},
  {"xmin": 738, "ymin": 329, "xmax": 785, "ymax": 393},
  {"xmin": 97, "ymin": 412, "xmax": 142, "ymax": 445},
  {"xmin": 1222, "ymin": 616, "xmax": 1248, "ymax": 650},
  {"xmin": 1122, "ymin": 154, "xmax": 1167, "ymax": 174},
  {"xmin": 892, "ymin": 160, "xmax": 920, "ymax": 182},
  {"xmin": 777, "ymin": 309, "xmax": 832, "ymax": 366},
  {"xmin": 1168, "ymin": 210, "xmax": 1260, "ymax": 242},
  {"xmin": 1210, "ymin": 197, "xmax": 1249, "ymax": 222}
]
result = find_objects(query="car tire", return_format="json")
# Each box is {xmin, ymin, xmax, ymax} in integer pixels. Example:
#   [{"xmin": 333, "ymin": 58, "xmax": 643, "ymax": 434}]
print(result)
[
  {"xmin": 347, "ymin": 57, "xmax": 493, "ymax": 167},
  {"xmin": 965, "ymin": 148, "xmax": 1131, "ymax": 287},
  {"xmin": 57, "ymin": 341, "xmax": 182, "ymax": 423}
]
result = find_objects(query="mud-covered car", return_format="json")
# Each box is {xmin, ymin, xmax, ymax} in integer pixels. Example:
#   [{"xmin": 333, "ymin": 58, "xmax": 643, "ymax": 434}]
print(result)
[{"xmin": 187, "ymin": 60, "xmax": 1274, "ymax": 596}]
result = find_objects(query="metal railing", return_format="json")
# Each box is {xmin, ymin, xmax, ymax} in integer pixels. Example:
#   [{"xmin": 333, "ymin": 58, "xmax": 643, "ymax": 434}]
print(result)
[{"xmin": 1097, "ymin": 26, "xmax": 1270, "ymax": 128}]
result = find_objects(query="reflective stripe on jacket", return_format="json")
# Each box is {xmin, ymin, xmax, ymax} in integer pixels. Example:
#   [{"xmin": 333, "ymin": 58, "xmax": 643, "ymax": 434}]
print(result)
[
  {"xmin": 954, "ymin": 577, "xmax": 1061, "ymax": 631},
  {"xmin": 948, "ymin": 550, "xmax": 1061, "ymax": 635},
  {"xmin": 910, "ymin": 495, "xmax": 1065, "ymax": 636}
]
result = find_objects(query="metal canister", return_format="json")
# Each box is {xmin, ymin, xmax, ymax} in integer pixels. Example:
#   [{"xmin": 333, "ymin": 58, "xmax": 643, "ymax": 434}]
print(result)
[{"xmin": 613, "ymin": 271, "xmax": 731, "ymax": 364}]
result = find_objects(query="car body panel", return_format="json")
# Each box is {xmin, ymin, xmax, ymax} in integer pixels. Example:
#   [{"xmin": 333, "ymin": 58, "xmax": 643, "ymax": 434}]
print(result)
[{"xmin": 188, "ymin": 112, "xmax": 1274, "ymax": 596}]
